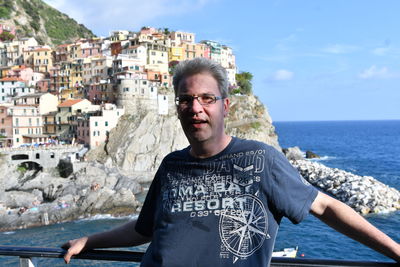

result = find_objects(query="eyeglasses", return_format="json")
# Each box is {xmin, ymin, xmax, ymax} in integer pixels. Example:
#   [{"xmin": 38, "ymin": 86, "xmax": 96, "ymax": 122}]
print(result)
[{"xmin": 175, "ymin": 94, "xmax": 224, "ymax": 107}]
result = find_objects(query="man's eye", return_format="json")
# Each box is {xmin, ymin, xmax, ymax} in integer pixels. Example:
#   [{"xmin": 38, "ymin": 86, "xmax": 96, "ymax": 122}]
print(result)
[
  {"xmin": 179, "ymin": 96, "xmax": 192, "ymax": 103},
  {"xmin": 201, "ymin": 95, "xmax": 214, "ymax": 103}
]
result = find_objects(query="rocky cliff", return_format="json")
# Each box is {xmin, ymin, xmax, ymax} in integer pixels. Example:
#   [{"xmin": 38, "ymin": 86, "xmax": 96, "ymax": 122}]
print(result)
[
  {"xmin": 0, "ymin": 94, "xmax": 280, "ymax": 230},
  {"xmin": 87, "ymin": 94, "xmax": 280, "ymax": 182},
  {"xmin": 0, "ymin": 0, "xmax": 94, "ymax": 45}
]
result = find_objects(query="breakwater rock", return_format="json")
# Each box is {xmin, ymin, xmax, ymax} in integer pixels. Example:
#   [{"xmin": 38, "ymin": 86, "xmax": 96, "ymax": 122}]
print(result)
[
  {"xmin": 0, "ymin": 161, "xmax": 143, "ymax": 231},
  {"xmin": 290, "ymin": 159, "xmax": 400, "ymax": 214}
]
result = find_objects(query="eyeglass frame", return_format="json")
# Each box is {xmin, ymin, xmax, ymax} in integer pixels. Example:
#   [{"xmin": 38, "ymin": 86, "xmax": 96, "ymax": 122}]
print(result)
[{"xmin": 175, "ymin": 93, "xmax": 225, "ymax": 107}]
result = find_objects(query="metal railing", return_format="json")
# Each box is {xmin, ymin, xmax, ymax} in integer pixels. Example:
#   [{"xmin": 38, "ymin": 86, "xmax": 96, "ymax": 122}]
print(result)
[{"xmin": 0, "ymin": 246, "xmax": 398, "ymax": 267}]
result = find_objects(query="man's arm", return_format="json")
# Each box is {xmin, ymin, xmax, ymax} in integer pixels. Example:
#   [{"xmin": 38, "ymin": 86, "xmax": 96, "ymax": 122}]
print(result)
[
  {"xmin": 311, "ymin": 191, "xmax": 400, "ymax": 262},
  {"xmin": 62, "ymin": 219, "xmax": 151, "ymax": 264}
]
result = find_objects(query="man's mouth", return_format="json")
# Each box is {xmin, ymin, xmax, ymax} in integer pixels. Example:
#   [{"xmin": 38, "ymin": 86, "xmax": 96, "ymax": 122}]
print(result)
[{"xmin": 190, "ymin": 119, "xmax": 208, "ymax": 127}]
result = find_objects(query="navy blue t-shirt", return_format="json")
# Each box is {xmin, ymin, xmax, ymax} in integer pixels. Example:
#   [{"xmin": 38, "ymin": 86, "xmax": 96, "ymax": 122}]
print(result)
[{"xmin": 136, "ymin": 137, "xmax": 318, "ymax": 266}]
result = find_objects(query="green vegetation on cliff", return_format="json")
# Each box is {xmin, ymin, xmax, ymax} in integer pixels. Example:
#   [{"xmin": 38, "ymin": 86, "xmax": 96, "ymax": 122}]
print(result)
[
  {"xmin": 1, "ymin": 0, "xmax": 95, "ymax": 45},
  {"xmin": 0, "ymin": 0, "xmax": 14, "ymax": 19},
  {"xmin": 234, "ymin": 71, "xmax": 253, "ymax": 95}
]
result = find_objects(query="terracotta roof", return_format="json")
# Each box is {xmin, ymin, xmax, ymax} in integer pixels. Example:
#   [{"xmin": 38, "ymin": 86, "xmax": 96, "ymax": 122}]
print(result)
[
  {"xmin": 58, "ymin": 99, "xmax": 83, "ymax": 107},
  {"xmin": 0, "ymin": 77, "xmax": 25, "ymax": 82}
]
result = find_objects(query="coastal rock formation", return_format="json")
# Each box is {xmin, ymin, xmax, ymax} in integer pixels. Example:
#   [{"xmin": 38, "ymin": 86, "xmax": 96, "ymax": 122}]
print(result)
[
  {"xmin": 0, "ymin": 161, "xmax": 142, "ymax": 231},
  {"xmin": 0, "ymin": 94, "xmax": 280, "ymax": 230},
  {"xmin": 291, "ymin": 159, "xmax": 400, "ymax": 214},
  {"xmin": 282, "ymin": 146, "xmax": 304, "ymax": 161},
  {"xmin": 87, "ymin": 94, "xmax": 280, "ymax": 183},
  {"xmin": 305, "ymin": 150, "xmax": 320, "ymax": 159}
]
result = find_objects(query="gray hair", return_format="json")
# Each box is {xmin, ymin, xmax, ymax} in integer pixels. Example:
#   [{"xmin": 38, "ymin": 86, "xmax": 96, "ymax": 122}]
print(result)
[{"xmin": 173, "ymin": 58, "xmax": 228, "ymax": 98}]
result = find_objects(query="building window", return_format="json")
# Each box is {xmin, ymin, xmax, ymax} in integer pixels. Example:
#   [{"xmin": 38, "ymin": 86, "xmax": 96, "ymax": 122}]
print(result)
[
  {"xmin": 105, "ymin": 121, "xmax": 108, "ymax": 126},
  {"xmin": 36, "ymin": 153, "xmax": 40, "ymax": 159},
  {"xmin": 95, "ymin": 122, "xmax": 98, "ymax": 127}
]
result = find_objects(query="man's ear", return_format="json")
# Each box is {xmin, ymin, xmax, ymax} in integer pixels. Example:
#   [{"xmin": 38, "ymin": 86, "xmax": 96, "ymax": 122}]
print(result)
[{"xmin": 223, "ymin": 98, "xmax": 230, "ymax": 117}]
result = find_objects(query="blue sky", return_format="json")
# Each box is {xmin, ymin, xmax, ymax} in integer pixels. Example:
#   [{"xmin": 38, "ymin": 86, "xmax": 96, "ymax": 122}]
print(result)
[{"xmin": 43, "ymin": 0, "xmax": 400, "ymax": 121}]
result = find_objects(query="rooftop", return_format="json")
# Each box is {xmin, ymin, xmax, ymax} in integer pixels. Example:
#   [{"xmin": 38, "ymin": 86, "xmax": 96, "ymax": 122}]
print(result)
[{"xmin": 58, "ymin": 99, "xmax": 83, "ymax": 107}]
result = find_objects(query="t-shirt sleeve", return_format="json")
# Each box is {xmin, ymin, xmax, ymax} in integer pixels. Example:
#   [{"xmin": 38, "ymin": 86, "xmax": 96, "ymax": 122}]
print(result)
[
  {"xmin": 135, "ymin": 165, "xmax": 162, "ymax": 237},
  {"xmin": 266, "ymin": 148, "xmax": 318, "ymax": 224}
]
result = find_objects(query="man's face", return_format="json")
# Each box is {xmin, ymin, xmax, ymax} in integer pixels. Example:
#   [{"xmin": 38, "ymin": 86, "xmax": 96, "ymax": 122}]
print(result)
[{"xmin": 176, "ymin": 72, "xmax": 229, "ymax": 145}]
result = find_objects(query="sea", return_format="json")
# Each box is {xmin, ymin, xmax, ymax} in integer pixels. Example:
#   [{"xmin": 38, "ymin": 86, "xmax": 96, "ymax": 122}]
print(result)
[{"xmin": 0, "ymin": 120, "xmax": 399, "ymax": 266}]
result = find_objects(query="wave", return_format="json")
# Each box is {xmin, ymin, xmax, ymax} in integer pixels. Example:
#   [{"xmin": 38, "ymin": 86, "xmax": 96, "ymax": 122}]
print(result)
[
  {"xmin": 2, "ymin": 231, "xmax": 15, "ymax": 235},
  {"xmin": 75, "ymin": 213, "xmax": 139, "ymax": 223},
  {"xmin": 308, "ymin": 155, "xmax": 336, "ymax": 161}
]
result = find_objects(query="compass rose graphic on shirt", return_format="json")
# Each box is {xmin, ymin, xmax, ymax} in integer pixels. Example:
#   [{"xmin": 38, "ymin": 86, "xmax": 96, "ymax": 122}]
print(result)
[{"xmin": 219, "ymin": 194, "xmax": 270, "ymax": 262}]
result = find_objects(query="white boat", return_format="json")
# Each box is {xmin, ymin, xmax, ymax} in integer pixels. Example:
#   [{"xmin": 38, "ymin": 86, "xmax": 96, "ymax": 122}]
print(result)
[{"xmin": 272, "ymin": 246, "xmax": 298, "ymax": 258}]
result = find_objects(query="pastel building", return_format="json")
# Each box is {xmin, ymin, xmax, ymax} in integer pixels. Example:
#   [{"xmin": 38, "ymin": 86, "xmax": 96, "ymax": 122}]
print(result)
[
  {"xmin": 168, "ymin": 46, "xmax": 184, "ymax": 62},
  {"xmin": 42, "ymin": 111, "xmax": 57, "ymax": 136},
  {"xmin": 194, "ymin": 43, "xmax": 211, "ymax": 59},
  {"xmin": 76, "ymin": 103, "xmax": 124, "ymax": 148},
  {"xmin": 114, "ymin": 69, "xmax": 159, "ymax": 113},
  {"xmin": 121, "ymin": 44, "xmax": 147, "ymax": 65},
  {"xmin": 109, "ymin": 30, "xmax": 130, "ymax": 42},
  {"xmin": 0, "ymin": 77, "xmax": 34, "ymax": 103},
  {"xmin": 24, "ymin": 46, "xmax": 53, "ymax": 73},
  {"xmin": 112, "ymin": 54, "xmax": 145, "ymax": 74},
  {"xmin": 81, "ymin": 40, "xmax": 102, "ymax": 58},
  {"xmin": 9, "ymin": 105, "xmax": 45, "ymax": 146},
  {"xmin": 0, "ymin": 37, "xmax": 38, "ymax": 67},
  {"xmin": 13, "ymin": 93, "xmax": 58, "ymax": 115},
  {"xmin": 169, "ymin": 31, "xmax": 195, "ymax": 46},
  {"xmin": 146, "ymin": 43, "xmax": 169, "ymax": 73},
  {"xmin": 56, "ymin": 99, "xmax": 99, "ymax": 142},
  {"xmin": 67, "ymin": 42, "xmax": 83, "ymax": 61},
  {"xmin": 200, "ymin": 40, "xmax": 222, "ymax": 64},
  {"xmin": 0, "ymin": 103, "xmax": 13, "ymax": 147}
]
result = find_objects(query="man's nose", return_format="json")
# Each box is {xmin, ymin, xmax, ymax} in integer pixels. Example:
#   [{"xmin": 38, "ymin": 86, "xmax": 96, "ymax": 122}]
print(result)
[{"xmin": 190, "ymin": 97, "xmax": 204, "ymax": 113}]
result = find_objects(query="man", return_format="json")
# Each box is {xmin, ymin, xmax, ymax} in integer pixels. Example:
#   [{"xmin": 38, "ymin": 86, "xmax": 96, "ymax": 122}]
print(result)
[{"xmin": 63, "ymin": 58, "xmax": 400, "ymax": 266}]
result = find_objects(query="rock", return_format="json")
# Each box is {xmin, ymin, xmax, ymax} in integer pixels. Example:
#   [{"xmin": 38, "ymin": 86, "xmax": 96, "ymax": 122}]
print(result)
[
  {"xmin": 306, "ymin": 150, "xmax": 320, "ymax": 159},
  {"xmin": 283, "ymin": 147, "xmax": 304, "ymax": 161},
  {"xmin": 57, "ymin": 159, "xmax": 73, "ymax": 178},
  {"xmin": 290, "ymin": 159, "xmax": 400, "ymax": 215},
  {"xmin": 3, "ymin": 191, "xmax": 39, "ymax": 209},
  {"xmin": 0, "ymin": 158, "xmax": 143, "ymax": 231}
]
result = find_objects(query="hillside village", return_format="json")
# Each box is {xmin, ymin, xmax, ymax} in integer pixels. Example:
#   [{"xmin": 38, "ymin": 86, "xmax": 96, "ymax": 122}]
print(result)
[{"xmin": 0, "ymin": 25, "xmax": 237, "ymax": 149}]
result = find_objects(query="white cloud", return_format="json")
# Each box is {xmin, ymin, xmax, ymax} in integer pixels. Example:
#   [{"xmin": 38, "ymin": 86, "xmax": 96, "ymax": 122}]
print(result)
[
  {"xmin": 43, "ymin": 0, "xmax": 213, "ymax": 36},
  {"xmin": 358, "ymin": 65, "xmax": 398, "ymax": 79},
  {"xmin": 272, "ymin": 69, "xmax": 294, "ymax": 81},
  {"xmin": 372, "ymin": 47, "xmax": 390, "ymax": 56},
  {"xmin": 322, "ymin": 44, "xmax": 359, "ymax": 54}
]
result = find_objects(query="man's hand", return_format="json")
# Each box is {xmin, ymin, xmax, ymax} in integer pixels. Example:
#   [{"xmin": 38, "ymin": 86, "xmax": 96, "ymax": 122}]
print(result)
[{"xmin": 61, "ymin": 236, "xmax": 89, "ymax": 264}]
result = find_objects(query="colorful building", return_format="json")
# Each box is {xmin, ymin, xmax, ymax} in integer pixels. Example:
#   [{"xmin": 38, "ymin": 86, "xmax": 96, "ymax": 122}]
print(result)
[
  {"xmin": 0, "ymin": 77, "xmax": 34, "ymax": 103},
  {"xmin": 76, "ymin": 103, "xmax": 124, "ymax": 148}
]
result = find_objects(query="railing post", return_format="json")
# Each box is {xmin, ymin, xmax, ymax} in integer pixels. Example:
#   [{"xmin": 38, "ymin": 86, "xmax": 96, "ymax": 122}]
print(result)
[{"xmin": 19, "ymin": 257, "xmax": 37, "ymax": 267}]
